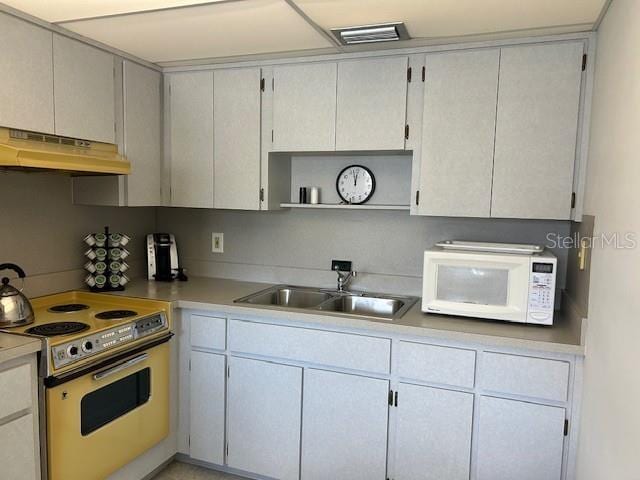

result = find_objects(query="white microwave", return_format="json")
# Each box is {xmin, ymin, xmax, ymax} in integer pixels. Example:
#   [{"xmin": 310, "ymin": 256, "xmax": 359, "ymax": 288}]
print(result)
[{"xmin": 422, "ymin": 245, "xmax": 557, "ymax": 325}]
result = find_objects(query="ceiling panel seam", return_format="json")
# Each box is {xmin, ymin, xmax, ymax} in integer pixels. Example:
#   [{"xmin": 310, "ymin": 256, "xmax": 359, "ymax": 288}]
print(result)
[{"xmin": 283, "ymin": 0, "xmax": 343, "ymax": 52}]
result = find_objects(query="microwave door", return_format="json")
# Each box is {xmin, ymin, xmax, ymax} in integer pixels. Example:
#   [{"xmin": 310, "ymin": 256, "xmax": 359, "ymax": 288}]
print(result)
[{"xmin": 423, "ymin": 255, "xmax": 530, "ymax": 322}]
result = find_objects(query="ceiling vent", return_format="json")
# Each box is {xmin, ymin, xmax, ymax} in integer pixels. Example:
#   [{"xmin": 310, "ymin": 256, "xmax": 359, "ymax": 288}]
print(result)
[{"xmin": 331, "ymin": 22, "xmax": 410, "ymax": 45}]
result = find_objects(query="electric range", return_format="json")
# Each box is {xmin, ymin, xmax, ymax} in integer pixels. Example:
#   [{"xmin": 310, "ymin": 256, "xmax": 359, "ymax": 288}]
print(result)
[{"xmin": 0, "ymin": 291, "xmax": 173, "ymax": 480}]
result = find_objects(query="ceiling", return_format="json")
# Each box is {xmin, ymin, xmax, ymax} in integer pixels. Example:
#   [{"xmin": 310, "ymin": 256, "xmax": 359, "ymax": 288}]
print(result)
[{"xmin": 3, "ymin": 0, "xmax": 608, "ymax": 65}]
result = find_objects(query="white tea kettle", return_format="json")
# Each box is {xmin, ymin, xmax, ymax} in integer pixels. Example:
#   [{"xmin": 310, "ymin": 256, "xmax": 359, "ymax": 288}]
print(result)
[{"xmin": 0, "ymin": 263, "xmax": 35, "ymax": 327}]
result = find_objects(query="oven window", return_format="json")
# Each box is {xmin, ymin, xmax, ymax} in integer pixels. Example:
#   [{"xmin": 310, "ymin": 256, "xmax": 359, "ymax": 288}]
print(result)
[
  {"xmin": 81, "ymin": 367, "xmax": 151, "ymax": 436},
  {"xmin": 436, "ymin": 265, "xmax": 509, "ymax": 306}
]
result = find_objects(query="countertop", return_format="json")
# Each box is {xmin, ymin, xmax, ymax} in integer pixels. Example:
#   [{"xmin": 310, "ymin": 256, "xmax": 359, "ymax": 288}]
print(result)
[
  {"xmin": 110, "ymin": 277, "xmax": 586, "ymax": 355},
  {"xmin": 0, "ymin": 332, "xmax": 41, "ymax": 364}
]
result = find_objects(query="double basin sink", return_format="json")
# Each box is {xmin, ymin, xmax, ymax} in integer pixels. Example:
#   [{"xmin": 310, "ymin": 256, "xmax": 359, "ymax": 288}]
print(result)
[{"xmin": 235, "ymin": 285, "xmax": 418, "ymax": 320}]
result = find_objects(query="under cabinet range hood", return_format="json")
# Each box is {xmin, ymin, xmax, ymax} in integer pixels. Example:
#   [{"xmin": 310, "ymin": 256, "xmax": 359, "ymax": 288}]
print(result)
[{"xmin": 0, "ymin": 128, "xmax": 130, "ymax": 175}]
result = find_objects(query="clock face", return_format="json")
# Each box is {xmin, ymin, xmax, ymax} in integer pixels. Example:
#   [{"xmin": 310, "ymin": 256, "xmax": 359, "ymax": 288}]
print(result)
[{"xmin": 336, "ymin": 165, "xmax": 376, "ymax": 204}]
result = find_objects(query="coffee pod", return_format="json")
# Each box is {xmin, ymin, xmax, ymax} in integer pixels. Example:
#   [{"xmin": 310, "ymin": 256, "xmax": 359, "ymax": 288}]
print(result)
[
  {"xmin": 95, "ymin": 248, "xmax": 107, "ymax": 261},
  {"xmin": 85, "ymin": 248, "xmax": 97, "ymax": 260},
  {"xmin": 94, "ymin": 233, "xmax": 107, "ymax": 247},
  {"xmin": 109, "ymin": 233, "xmax": 123, "ymax": 247},
  {"xmin": 119, "ymin": 234, "xmax": 131, "ymax": 246},
  {"xmin": 109, "ymin": 274, "xmax": 121, "ymax": 288},
  {"xmin": 94, "ymin": 261, "xmax": 107, "ymax": 274},
  {"xmin": 94, "ymin": 274, "xmax": 107, "ymax": 288},
  {"xmin": 119, "ymin": 274, "xmax": 130, "ymax": 286},
  {"xmin": 84, "ymin": 261, "xmax": 97, "ymax": 273},
  {"xmin": 84, "ymin": 234, "xmax": 96, "ymax": 246},
  {"xmin": 109, "ymin": 248, "xmax": 122, "ymax": 260},
  {"xmin": 85, "ymin": 275, "xmax": 96, "ymax": 287}
]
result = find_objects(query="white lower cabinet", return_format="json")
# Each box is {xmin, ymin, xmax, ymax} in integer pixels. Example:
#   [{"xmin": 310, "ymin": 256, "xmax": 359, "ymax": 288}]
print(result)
[
  {"xmin": 301, "ymin": 369, "xmax": 389, "ymax": 480},
  {"xmin": 476, "ymin": 396, "xmax": 566, "ymax": 480},
  {"xmin": 0, "ymin": 413, "xmax": 38, "ymax": 480},
  {"xmin": 226, "ymin": 357, "xmax": 302, "ymax": 480},
  {"xmin": 394, "ymin": 383, "xmax": 473, "ymax": 480},
  {"xmin": 189, "ymin": 351, "xmax": 225, "ymax": 465}
]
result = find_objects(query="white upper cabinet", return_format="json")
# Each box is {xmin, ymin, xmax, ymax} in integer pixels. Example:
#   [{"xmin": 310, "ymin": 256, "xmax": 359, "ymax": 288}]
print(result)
[
  {"xmin": 272, "ymin": 62, "xmax": 337, "ymax": 151},
  {"xmin": 53, "ymin": 35, "xmax": 115, "ymax": 143},
  {"xmin": 168, "ymin": 71, "xmax": 214, "ymax": 208},
  {"xmin": 301, "ymin": 369, "xmax": 389, "ymax": 480},
  {"xmin": 0, "ymin": 13, "xmax": 54, "ymax": 134},
  {"xmin": 123, "ymin": 61, "xmax": 162, "ymax": 206},
  {"xmin": 418, "ymin": 49, "xmax": 500, "ymax": 217},
  {"xmin": 336, "ymin": 57, "xmax": 409, "ymax": 151},
  {"xmin": 394, "ymin": 383, "xmax": 473, "ymax": 480},
  {"xmin": 476, "ymin": 396, "xmax": 566, "ymax": 480},
  {"xmin": 213, "ymin": 68, "xmax": 262, "ymax": 210},
  {"xmin": 491, "ymin": 42, "xmax": 584, "ymax": 219},
  {"xmin": 227, "ymin": 357, "xmax": 302, "ymax": 480}
]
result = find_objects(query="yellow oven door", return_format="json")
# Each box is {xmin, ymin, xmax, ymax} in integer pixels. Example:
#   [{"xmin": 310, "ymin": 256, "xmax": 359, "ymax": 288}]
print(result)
[{"xmin": 46, "ymin": 341, "xmax": 170, "ymax": 480}]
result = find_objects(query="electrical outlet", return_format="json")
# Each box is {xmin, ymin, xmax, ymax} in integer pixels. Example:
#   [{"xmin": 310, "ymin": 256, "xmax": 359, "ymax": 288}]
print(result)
[{"xmin": 212, "ymin": 233, "xmax": 224, "ymax": 253}]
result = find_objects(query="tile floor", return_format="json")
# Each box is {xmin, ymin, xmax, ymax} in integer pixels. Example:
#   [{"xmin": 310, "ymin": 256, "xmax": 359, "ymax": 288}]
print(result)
[{"xmin": 153, "ymin": 461, "xmax": 247, "ymax": 480}]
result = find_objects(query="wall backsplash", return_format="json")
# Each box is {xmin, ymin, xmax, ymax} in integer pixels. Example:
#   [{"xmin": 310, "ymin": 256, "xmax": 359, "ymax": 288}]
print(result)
[
  {"xmin": 157, "ymin": 207, "xmax": 572, "ymax": 297},
  {"xmin": 0, "ymin": 172, "xmax": 155, "ymax": 297}
]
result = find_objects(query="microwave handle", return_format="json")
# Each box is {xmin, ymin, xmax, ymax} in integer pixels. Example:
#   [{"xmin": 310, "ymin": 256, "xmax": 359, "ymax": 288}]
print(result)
[{"xmin": 93, "ymin": 353, "xmax": 149, "ymax": 381}]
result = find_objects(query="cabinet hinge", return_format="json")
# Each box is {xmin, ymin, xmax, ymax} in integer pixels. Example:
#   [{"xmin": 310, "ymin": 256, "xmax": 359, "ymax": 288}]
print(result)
[
  {"xmin": 260, "ymin": 78, "xmax": 265, "ymax": 92},
  {"xmin": 271, "ymin": 129, "xmax": 274, "ymax": 143},
  {"xmin": 272, "ymin": 78, "xmax": 274, "ymax": 91},
  {"xmin": 388, "ymin": 390, "xmax": 394, "ymax": 406},
  {"xmin": 564, "ymin": 419, "xmax": 569, "ymax": 436},
  {"xmin": 571, "ymin": 192, "xmax": 576, "ymax": 209},
  {"xmin": 422, "ymin": 65, "xmax": 426, "ymax": 82},
  {"xmin": 405, "ymin": 124, "xmax": 410, "ymax": 140},
  {"xmin": 226, "ymin": 442, "xmax": 229, "ymax": 456},
  {"xmin": 188, "ymin": 435, "xmax": 190, "ymax": 447},
  {"xmin": 415, "ymin": 190, "xmax": 420, "ymax": 206},
  {"xmin": 227, "ymin": 365, "xmax": 230, "ymax": 378},
  {"xmin": 407, "ymin": 67, "xmax": 412, "ymax": 82},
  {"xmin": 188, "ymin": 359, "xmax": 191, "ymax": 371},
  {"xmin": 582, "ymin": 54, "xmax": 587, "ymax": 71},
  {"xmin": 260, "ymin": 188, "xmax": 265, "ymax": 202},
  {"xmin": 394, "ymin": 391, "xmax": 398, "ymax": 407}
]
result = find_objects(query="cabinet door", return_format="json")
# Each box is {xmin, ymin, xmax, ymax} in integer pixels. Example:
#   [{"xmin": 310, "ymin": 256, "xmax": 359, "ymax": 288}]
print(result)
[
  {"xmin": 301, "ymin": 369, "xmax": 389, "ymax": 480},
  {"xmin": 213, "ymin": 68, "xmax": 261, "ymax": 210},
  {"xmin": 336, "ymin": 57, "xmax": 408, "ymax": 151},
  {"xmin": 227, "ymin": 357, "xmax": 302, "ymax": 480},
  {"xmin": 418, "ymin": 50, "xmax": 500, "ymax": 217},
  {"xmin": 123, "ymin": 61, "xmax": 162, "ymax": 206},
  {"xmin": 190, "ymin": 351, "xmax": 225, "ymax": 465},
  {"xmin": 53, "ymin": 35, "xmax": 115, "ymax": 143},
  {"xmin": 491, "ymin": 42, "xmax": 583, "ymax": 219},
  {"xmin": 0, "ymin": 13, "xmax": 54, "ymax": 133},
  {"xmin": 0, "ymin": 414, "xmax": 38, "ymax": 480},
  {"xmin": 394, "ymin": 383, "xmax": 473, "ymax": 480},
  {"xmin": 273, "ymin": 63, "xmax": 337, "ymax": 151},
  {"xmin": 168, "ymin": 72, "xmax": 214, "ymax": 208},
  {"xmin": 476, "ymin": 396, "xmax": 565, "ymax": 480}
]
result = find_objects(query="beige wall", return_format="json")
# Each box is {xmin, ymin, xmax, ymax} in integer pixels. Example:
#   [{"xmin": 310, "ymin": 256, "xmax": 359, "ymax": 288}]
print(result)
[
  {"xmin": 0, "ymin": 171, "xmax": 155, "ymax": 297},
  {"xmin": 577, "ymin": 0, "xmax": 640, "ymax": 477},
  {"xmin": 157, "ymin": 207, "xmax": 571, "ymax": 296}
]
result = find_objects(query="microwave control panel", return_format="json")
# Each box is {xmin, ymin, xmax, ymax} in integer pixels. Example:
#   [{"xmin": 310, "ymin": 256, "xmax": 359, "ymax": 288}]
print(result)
[{"xmin": 527, "ymin": 261, "xmax": 556, "ymax": 324}]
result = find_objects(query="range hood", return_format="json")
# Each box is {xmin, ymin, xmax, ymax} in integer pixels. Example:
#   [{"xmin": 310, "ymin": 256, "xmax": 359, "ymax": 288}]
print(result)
[{"xmin": 0, "ymin": 128, "xmax": 130, "ymax": 175}]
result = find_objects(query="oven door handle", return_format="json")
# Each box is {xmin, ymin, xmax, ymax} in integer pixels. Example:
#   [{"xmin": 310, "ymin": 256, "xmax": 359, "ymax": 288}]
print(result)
[{"xmin": 93, "ymin": 353, "xmax": 149, "ymax": 381}]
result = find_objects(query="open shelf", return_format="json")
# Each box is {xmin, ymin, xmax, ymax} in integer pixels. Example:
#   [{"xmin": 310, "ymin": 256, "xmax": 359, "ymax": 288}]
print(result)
[{"xmin": 280, "ymin": 203, "xmax": 410, "ymax": 211}]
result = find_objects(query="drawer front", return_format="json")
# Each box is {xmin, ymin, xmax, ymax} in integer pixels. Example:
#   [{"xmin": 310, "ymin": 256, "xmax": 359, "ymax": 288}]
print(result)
[
  {"xmin": 0, "ymin": 363, "xmax": 32, "ymax": 420},
  {"xmin": 0, "ymin": 413, "xmax": 37, "ymax": 480},
  {"xmin": 481, "ymin": 352, "xmax": 570, "ymax": 402},
  {"xmin": 398, "ymin": 341, "xmax": 476, "ymax": 389},
  {"xmin": 229, "ymin": 319, "xmax": 391, "ymax": 374},
  {"xmin": 190, "ymin": 314, "xmax": 226, "ymax": 351}
]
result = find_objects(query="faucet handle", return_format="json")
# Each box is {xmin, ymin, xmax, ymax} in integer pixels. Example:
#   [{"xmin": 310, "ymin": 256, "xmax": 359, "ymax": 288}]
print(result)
[{"xmin": 331, "ymin": 260, "xmax": 352, "ymax": 272}]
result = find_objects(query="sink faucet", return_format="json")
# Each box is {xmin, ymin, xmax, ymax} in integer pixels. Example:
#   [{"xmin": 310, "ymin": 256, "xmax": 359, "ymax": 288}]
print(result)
[{"xmin": 332, "ymin": 260, "xmax": 357, "ymax": 292}]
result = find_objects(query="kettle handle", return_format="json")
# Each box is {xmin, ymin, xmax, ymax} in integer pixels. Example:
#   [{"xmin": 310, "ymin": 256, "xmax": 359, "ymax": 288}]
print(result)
[{"xmin": 0, "ymin": 263, "xmax": 26, "ymax": 279}]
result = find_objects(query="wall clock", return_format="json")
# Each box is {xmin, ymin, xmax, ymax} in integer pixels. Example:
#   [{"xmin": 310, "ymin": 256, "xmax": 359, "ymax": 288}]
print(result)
[{"xmin": 336, "ymin": 165, "xmax": 376, "ymax": 204}]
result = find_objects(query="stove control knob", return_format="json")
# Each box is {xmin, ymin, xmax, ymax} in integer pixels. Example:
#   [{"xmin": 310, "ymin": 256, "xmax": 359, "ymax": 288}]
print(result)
[
  {"xmin": 82, "ymin": 341, "xmax": 94, "ymax": 353},
  {"xmin": 67, "ymin": 345, "xmax": 79, "ymax": 357}
]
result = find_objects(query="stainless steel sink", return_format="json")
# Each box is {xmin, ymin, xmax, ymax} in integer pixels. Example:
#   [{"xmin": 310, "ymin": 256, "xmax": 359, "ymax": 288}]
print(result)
[
  {"xmin": 235, "ymin": 285, "xmax": 417, "ymax": 320},
  {"xmin": 236, "ymin": 286, "xmax": 333, "ymax": 309},
  {"xmin": 316, "ymin": 295, "xmax": 407, "ymax": 319}
]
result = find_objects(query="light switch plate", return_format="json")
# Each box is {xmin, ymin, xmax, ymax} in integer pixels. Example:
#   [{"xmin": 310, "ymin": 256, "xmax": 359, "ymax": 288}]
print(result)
[{"xmin": 212, "ymin": 233, "xmax": 224, "ymax": 253}]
